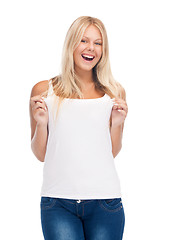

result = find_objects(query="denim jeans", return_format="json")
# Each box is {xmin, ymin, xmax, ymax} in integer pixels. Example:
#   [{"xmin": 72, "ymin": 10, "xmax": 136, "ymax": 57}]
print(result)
[{"xmin": 40, "ymin": 197, "xmax": 125, "ymax": 240}]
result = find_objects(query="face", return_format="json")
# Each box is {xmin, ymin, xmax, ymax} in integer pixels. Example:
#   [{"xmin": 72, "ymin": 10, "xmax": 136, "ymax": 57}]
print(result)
[{"xmin": 73, "ymin": 24, "xmax": 103, "ymax": 73}]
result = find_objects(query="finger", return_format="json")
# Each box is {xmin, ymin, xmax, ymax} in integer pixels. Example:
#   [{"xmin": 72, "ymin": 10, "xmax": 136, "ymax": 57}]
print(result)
[
  {"xmin": 32, "ymin": 102, "xmax": 47, "ymax": 111},
  {"xmin": 112, "ymin": 102, "xmax": 126, "ymax": 110},
  {"xmin": 30, "ymin": 95, "xmax": 44, "ymax": 107},
  {"xmin": 32, "ymin": 106, "xmax": 47, "ymax": 112},
  {"xmin": 30, "ymin": 100, "xmax": 44, "ymax": 109},
  {"xmin": 112, "ymin": 100, "xmax": 128, "ymax": 112},
  {"xmin": 113, "ymin": 102, "xmax": 128, "ymax": 112},
  {"xmin": 34, "ymin": 101, "xmax": 46, "ymax": 108}
]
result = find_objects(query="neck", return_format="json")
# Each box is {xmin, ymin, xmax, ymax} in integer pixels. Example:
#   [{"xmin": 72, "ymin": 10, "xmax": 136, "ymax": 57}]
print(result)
[{"xmin": 75, "ymin": 68, "xmax": 95, "ymax": 91}]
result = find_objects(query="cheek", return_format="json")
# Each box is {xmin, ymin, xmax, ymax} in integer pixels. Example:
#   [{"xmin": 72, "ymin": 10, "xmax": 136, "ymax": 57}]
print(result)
[
  {"xmin": 74, "ymin": 44, "xmax": 84, "ymax": 54},
  {"xmin": 73, "ymin": 47, "xmax": 83, "ymax": 61},
  {"xmin": 96, "ymin": 47, "xmax": 103, "ymax": 57}
]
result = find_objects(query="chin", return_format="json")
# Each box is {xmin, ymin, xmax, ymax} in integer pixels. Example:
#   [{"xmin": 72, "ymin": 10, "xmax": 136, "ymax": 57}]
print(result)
[{"xmin": 81, "ymin": 63, "xmax": 97, "ymax": 71}]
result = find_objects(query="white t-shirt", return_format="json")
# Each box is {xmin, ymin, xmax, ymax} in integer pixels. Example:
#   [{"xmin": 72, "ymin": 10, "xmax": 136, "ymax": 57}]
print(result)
[{"xmin": 40, "ymin": 79, "xmax": 122, "ymax": 200}]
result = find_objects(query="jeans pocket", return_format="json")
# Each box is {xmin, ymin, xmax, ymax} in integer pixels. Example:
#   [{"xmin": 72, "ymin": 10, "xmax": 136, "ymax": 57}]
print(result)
[
  {"xmin": 40, "ymin": 197, "xmax": 56, "ymax": 210},
  {"xmin": 99, "ymin": 198, "xmax": 123, "ymax": 212}
]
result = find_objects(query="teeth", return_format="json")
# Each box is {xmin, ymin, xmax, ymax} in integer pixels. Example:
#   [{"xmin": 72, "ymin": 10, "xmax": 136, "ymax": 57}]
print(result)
[{"xmin": 82, "ymin": 54, "xmax": 94, "ymax": 59}]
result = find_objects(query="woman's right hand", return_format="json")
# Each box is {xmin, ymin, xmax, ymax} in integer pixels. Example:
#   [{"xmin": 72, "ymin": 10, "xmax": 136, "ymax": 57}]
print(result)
[{"xmin": 30, "ymin": 95, "xmax": 48, "ymax": 126}]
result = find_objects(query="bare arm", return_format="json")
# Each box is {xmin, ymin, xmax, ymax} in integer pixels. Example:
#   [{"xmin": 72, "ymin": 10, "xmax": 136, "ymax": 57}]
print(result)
[
  {"xmin": 110, "ymin": 123, "xmax": 124, "ymax": 158},
  {"xmin": 31, "ymin": 123, "xmax": 48, "ymax": 162},
  {"xmin": 109, "ymin": 112, "xmax": 124, "ymax": 158},
  {"xmin": 109, "ymin": 95, "xmax": 128, "ymax": 158},
  {"xmin": 29, "ymin": 80, "xmax": 49, "ymax": 162}
]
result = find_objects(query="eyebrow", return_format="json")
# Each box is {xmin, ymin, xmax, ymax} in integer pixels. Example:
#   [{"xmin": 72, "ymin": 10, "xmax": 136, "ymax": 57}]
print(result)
[{"xmin": 83, "ymin": 36, "xmax": 102, "ymax": 41}]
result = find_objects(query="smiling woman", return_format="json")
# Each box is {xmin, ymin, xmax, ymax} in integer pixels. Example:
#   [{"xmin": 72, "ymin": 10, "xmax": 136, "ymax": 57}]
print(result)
[{"xmin": 30, "ymin": 15, "xmax": 127, "ymax": 240}]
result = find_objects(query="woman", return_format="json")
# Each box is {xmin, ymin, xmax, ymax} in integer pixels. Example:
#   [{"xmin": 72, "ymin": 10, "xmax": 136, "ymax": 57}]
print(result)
[{"xmin": 30, "ymin": 16, "xmax": 128, "ymax": 240}]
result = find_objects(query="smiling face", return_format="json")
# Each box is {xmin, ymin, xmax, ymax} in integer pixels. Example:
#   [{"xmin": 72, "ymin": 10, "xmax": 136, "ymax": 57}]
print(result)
[{"xmin": 73, "ymin": 24, "xmax": 103, "ymax": 74}]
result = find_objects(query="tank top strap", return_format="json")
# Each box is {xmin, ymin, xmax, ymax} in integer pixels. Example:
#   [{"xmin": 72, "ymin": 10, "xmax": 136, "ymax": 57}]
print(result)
[{"xmin": 47, "ymin": 79, "xmax": 54, "ymax": 97}]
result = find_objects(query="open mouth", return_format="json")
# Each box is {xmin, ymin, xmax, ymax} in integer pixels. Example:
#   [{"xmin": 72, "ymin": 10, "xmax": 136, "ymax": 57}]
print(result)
[{"xmin": 81, "ymin": 54, "xmax": 95, "ymax": 62}]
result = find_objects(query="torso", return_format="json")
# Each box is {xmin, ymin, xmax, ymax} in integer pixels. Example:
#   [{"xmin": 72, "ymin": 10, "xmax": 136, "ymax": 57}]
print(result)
[{"xmin": 41, "ymin": 80, "xmax": 112, "ymax": 132}]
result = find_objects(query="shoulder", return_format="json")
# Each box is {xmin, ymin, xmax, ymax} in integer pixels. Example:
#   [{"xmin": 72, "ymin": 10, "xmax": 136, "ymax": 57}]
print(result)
[{"xmin": 30, "ymin": 80, "xmax": 49, "ymax": 97}]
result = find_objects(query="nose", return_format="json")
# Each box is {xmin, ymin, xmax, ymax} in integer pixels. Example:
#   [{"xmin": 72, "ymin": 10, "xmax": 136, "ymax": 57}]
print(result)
[{"xmin": 87, "ymin": 41, "xmax": 94, "ymax": 51}]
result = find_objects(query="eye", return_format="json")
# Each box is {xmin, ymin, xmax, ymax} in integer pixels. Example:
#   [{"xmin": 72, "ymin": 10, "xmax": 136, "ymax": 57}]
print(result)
[
  {"xmin": 95, "ymin": 42, "xmax": 102, "ymax": 45},
  {"xmin": 81, "ymin": 39, "xmax": 87, "ymax": 43}
]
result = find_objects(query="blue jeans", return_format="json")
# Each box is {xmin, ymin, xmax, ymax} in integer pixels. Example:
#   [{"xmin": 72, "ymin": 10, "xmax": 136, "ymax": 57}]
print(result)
[{"xmin": 40, "ymin": 197, "xmax": 125, "ymax": 240}]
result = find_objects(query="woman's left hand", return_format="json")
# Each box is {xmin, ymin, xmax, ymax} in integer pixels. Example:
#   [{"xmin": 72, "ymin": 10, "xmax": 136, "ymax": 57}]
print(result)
[{"xmin": 111, "ymin": 97, "xmax": 128, "ymax": 128}]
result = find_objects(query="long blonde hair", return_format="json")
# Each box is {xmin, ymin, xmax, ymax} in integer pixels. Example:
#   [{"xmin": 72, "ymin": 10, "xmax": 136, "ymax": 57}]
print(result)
[{"xmin": 41, "ymin": 16, "xmax": 126, "ymax": 121}]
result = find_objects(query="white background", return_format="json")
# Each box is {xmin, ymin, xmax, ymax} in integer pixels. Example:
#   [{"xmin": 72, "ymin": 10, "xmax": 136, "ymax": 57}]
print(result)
[{"xmin": 0, "ymin": 0, "xmax": 171, "ymax": 239}]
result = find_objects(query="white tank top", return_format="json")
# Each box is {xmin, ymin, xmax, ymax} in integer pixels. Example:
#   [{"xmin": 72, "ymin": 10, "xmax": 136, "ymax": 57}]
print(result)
[{"xmin": 40, "ymin": 79, "xmax": 122, "ymax": 200}]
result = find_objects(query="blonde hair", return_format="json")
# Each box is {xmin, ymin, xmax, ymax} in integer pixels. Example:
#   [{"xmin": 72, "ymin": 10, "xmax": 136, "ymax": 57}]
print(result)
[{"xmin": 41, "ymin": 16, "xmax": 126, "ymax": 122}]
